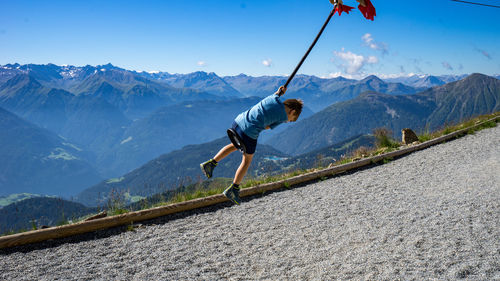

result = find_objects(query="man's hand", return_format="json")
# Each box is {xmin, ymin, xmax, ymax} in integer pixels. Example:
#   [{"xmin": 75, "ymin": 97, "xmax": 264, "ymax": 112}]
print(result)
[{"xmin": 275, "ymin": 86, "xmax": 287, "ymax": 97}]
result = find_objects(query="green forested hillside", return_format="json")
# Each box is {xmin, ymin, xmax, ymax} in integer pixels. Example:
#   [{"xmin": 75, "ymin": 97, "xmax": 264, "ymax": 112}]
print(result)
[
  {"xmin": 0, "ymin": 107, "xmax": 102, "ymax": 197},
  {"xmin": 422, "ymin": 73, "xmax": 500, "ymax": 128},
  {"xmin": 0, "ymin": 197, "xmax": 95, "ymax": 234}
]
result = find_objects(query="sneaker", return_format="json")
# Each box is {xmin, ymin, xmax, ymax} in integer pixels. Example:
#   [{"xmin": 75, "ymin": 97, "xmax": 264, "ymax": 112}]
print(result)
[
  {"xmin": 200, "ymin": 159, "xmax": 217, "ymax": 178},
  {"xmin": 223, "ymin": 184, "xmax": 241, "ymax": 205}
]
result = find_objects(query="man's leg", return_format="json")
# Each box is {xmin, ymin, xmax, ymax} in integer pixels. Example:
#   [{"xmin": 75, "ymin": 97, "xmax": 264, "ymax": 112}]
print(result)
[
  {"xmin": 214, "ymin": 144, "xmax": 237, "ymax": 162},
  {"xmin": 233, "ymin": 153, "xmax": 254, "ymax": 185},
  {"xmin": 223, "ymin": 153, "xmax": 253, "ymax": 205},
  {"xmin": 201, "ymin": 144, "xmax": 236, "ymax": 179}
]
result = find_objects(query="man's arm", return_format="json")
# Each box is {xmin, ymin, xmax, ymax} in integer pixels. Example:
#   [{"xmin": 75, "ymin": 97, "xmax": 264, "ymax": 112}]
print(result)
[{"xmin": 275, "ymin": 85, "xmax": 287, "ymax": 97}]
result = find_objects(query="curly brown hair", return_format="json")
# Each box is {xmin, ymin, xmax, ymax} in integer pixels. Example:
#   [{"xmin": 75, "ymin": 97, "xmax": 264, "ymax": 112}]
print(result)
[{"xmin": 283, "ymin": 99, "xmax": 304, "ymax": 117}]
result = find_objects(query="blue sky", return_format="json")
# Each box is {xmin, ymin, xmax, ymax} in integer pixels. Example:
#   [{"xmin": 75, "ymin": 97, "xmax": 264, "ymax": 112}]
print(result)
[{"xmin": 1, "ymin": 0, "xmax": 499, "ymax": 78}]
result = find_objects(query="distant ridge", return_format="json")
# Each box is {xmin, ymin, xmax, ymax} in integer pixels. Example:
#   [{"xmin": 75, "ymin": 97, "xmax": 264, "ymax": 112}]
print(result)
[
  {"xmin": 140, "ymin": 71, "xmax": 243, "ymax": 98},
  {"xmin": 384, "ymin": 74, "xmax": 468, "ymax": 88}
]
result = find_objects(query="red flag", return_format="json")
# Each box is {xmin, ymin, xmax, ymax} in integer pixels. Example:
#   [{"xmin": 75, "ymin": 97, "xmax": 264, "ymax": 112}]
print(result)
[
  {"xmin": 357, "ymin": 0, "xmax": 376, "ymax": 20},
  {"xmin": 334, "ymin": 4, "xmax": 355, "ymax": 16}
]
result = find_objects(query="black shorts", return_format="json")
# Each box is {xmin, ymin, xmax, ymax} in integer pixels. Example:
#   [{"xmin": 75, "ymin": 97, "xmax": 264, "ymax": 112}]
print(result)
[{"xmin": 231, "ymin": 122, "xmax": 257, "ymax": 154}]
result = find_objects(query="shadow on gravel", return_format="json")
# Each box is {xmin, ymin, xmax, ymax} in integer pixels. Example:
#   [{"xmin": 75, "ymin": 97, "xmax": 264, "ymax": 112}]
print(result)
[{"xmin": 0, "ymin": 159, "xmax": 393, "ymax": 255}]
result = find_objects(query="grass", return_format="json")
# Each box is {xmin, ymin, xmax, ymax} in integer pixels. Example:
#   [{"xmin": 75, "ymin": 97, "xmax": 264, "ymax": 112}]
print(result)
[
  {"xmin": 106, "ymin": 189, "xmax": 130, "ymax": 216},
  {"xmin": 127, "ymin": 222, "xmax": 135, "ymax": 232},
  {"xmin": 383, "ymin": 157, "xmax": 394, "ymax": 164},
  {"xmin": 2, "ymin": 112, "xmax": 499, "ymax": 238},
  {"xmin": 417, "ymin": 112, "xmax": 500, "ymax": 142},
  {"xmin": 153, "ymin": 178, "xmax": 232, "ymax": 206}
]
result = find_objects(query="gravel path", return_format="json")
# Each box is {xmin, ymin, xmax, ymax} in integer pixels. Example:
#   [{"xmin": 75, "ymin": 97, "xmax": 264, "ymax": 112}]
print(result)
[{"xmin": 1, "ymin": 126, "xmax": 500, "ymax": 280}]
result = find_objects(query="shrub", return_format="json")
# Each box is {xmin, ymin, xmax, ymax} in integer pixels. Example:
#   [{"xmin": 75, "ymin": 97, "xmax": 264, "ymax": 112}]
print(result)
[
  {"xmin": 107, "ymin": 189, "xmax": 129, "ymax": 216},
  {"xmin": 352, "ymin": 146, "xmax": 370, "ymax": 158},
  {"xmin": 373, "ymin": 127, "xmax": 400, "ymax": 149}
]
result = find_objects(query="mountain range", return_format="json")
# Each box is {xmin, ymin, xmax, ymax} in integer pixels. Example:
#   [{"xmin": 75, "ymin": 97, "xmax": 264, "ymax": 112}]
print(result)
[
  {"xmin": 0, "ymin": 63, "xmax": 498, "ymax": 203},
  {"xmin": 0, "ymin": 63, "xmax": 422, "ymax": 179},
  {"xmin": 0, "ymin": 65, "xmax": 224, "ymax": 177},
  {"xmin": 149, "ymin": 72, "xmax": 424, "ymax": 112},
  {"xmin": 140, "ymin": 71, "xmax": 243, "ymax": 98}
]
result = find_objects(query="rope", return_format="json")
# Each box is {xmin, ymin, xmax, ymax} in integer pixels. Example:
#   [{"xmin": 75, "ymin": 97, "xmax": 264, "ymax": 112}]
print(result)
[{"xmin": 451, "ymin": 0, "xmax": 500, "ymax": 8}]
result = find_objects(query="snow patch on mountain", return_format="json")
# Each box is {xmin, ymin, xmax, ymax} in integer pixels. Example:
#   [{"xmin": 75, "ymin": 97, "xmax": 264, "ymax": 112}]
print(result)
[
  {"xmin": 385, "ymin": 106, "xmax": 399, "ymax": 118},
  {"xmin": 45, "ymin": 148, "xmax": 78, "ymax": 161},
  {"xmin": 121, "ymin": 136, "xmax": 133, "ymax": 145},
  {"xmin": 106, "ymin": 177, "xmax": 125, "ymax": 184},
  {"xmin": 63, "ymin": 142, "xmax": 82, "ymax": 152}
]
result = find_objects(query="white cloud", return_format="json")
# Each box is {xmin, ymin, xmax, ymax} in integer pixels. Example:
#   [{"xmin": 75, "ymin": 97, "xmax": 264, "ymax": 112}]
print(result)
[
  {"xmin": 262, "ymin": 59, "xmax": 272, "ymax": 67},
  {"xmin": 333, "ymin": 48, "xmax": 378, "ymax": 75},
  {"xmin": 197, "ymin": 61, "xmax": 207, "ymax": 67},
  {"xmin": 362, "ymin": 33, "xmax": 388, "ymax": 55},
  {"xmin": 475, "ymin": 47, "xmax": 492, "ymax": 60},
  {"xmin": 410, "ymin": 58, "xmax": 425, "ymax": 74},
  {"xmin": 442, "ymin": 61, "xmax": 453, "ymax": 71},
  {"xmin": 366, "ymin": 56, "xmax": 378, "ymax": 64},
  {"xmin": 362, "ymin": 33, "xmax": 375, "ymax": 46}
]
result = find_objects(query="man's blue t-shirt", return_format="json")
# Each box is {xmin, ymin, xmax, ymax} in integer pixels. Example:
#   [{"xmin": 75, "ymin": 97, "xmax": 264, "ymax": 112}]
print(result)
[{"xmin": 234, "ymin": 94, "xmax": 288, "ymax": 140}]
